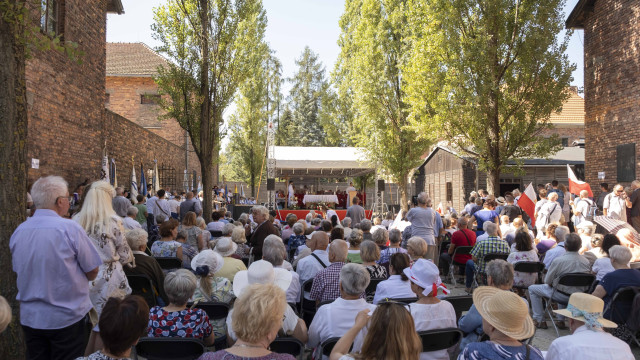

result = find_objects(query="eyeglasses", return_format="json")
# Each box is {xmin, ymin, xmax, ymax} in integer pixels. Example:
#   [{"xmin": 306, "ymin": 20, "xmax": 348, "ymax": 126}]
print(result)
[
  {"xmin": 617, "ymin": 190, "xmax": 624, "ymax": 193},
  {"xmin": 57, "ymin": 196, "xmax": 73, "ymax": 203}
]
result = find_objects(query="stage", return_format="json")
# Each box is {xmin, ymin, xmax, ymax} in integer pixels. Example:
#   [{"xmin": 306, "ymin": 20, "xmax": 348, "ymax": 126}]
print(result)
[{"xmin": 274, "ymin": 209, "xmax": 373, "ymax": 221}]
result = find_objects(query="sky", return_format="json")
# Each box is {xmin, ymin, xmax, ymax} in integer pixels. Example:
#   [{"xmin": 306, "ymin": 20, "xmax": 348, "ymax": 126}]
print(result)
[{"xmin": 107, "ymin": 0, "xmax": 585, "ymax": 92}]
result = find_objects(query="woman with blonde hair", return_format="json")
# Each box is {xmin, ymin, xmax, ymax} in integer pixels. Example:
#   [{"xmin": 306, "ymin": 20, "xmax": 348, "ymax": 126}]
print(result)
[
  {"xmin": 407, "ymin": 236, "xmax": 428, "ymax": 265},
  {"xmin": 231, "ymin": 225, "xmax": 250, "ymax": 259},
  {"xmin": 73, "ymin": 180, "xmax": 133, "ymax": 354},
  {"xmin": 330, "ymin": 302, "xmax": 422, "ymax": 360},
  {"xmin": 347, "ymin": 229, "xmax": 364, "ymax": 263},
  {"xmin": 179, "ymin": 211, "xmax": 205, "ymax": 251}
]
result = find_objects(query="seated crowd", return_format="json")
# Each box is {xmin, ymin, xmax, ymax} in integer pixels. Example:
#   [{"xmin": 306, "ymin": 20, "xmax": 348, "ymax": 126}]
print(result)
[{"xmin": 7, "ymin": 176, "xmax": 640, "ymax": 360}]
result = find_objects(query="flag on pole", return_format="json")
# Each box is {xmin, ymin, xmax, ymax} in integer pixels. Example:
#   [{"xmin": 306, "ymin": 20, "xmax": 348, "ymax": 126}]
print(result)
[
  {"xmin": 567, "ymin": 164, "xmax": 593, "ymax": 197},
  {"xmin": 197, "ymin": 181, "xmax": 203, "ymax": 195},
  {"xmin": 111, "ymin": 158, "xmax": 117, "ymax": 188},
  {"xmin": 153, "ymin": 160, "xmax": 160, "ymax": 193},
  {"xmin": 140, "ymin": 163, "xmax": 147, "ymax": 196},
  {"xmin": 100, "ymin": 151, "xmax": 110, "ymax": 183},
  {"xmin": 130, "ymin": 164, "xmax": 139, "ymax": 202},
  {"xmin": 240, "ymin": 184, "xmax": 245, "ymax": 198},
  {"xmin": 518, "ymin": 183, "xmax": 537, "ymax": 227}
]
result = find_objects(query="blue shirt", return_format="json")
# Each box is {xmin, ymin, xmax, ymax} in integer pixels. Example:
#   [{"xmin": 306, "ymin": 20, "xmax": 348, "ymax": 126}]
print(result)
[
  {"xmin": 473, "ymin": 209, "xmax": 499, "ymax": 236},
  {"xmin": 601, "ymin": 269, "xmax": 640, "ymax": 323},
  {"xmin": 458, "ymin": 341, "xmax": 544, "ymax": 360},
  {"xmin": 10, "ymin": 209, "xmax": 102, "ymax": 329}
]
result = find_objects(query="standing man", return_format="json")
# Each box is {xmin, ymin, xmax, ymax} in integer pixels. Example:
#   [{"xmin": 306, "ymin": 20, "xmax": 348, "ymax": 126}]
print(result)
[
  {"xmin": 629, "ymin": 180, "xmax": 640, "ymax": 232},
  {"xmin": 596, "ymin": 183, "xmax": 610, "ymax": 214},
  {"xmin": 179, "ymin": 191, "xmax": 203, "ymax": 221},
  {"xmin": 112, "ymin": 186, "xmax": 130, "ymax": 217},
  {"xmin": 288, "ymin": 181, "xmax": 295, "ymax": 208},
  {"xmin": 154, "ymin": 189, "xmax": 171, "ymax": 221},
  {"xmin": 570, "ymin": 190, "xmax": 594, "ymax": 227},
  {"xmin": 345, "ymin": 196, "xmax": 366, "ymax": 226},
  {"xmin": 603, "ymin": 184, "xmax": 632, "ymax": 221},
  {"xmin": 248, "ymin": 205, "xmax": 280, "ymax": 259},
  {"xmin": 168, "ymin": 193, "xmax": 181, "ymax": 219},
  {"xmin": 345, "ymin": 181, "xmax": 356, "ymax": 193},
  {"xmin": 10, "ymin": 176, "xmax": 102, "ymax": 359}
]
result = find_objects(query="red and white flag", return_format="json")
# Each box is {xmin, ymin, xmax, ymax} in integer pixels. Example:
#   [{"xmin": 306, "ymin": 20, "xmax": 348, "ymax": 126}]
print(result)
[
  {"xmin": 567, "ymin": 164, "xmax": 593, "ymax": 197},
  {"xmin": 519, "ymin": 183, "xmax": 537, "ymax": 227}
]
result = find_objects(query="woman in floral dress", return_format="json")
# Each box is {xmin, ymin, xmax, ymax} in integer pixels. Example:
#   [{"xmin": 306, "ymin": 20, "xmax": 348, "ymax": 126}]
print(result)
[
  {"xmin": 150, "ymin": 218, "xmax": 183, "ymax": 260},
  {"xmin": 507, "ymin": 231, "xmax": 540, "ymax": 289},
  {"xmin": 74, "ymin": 181, "xmax": 133, "ymax": 354}
]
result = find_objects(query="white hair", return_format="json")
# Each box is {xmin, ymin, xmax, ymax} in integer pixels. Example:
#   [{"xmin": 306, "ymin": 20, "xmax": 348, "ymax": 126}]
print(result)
[
  {"xmin": 340, "ymin": 263, "xmax": 370, "ymax": 296},
  {"xmin": 222, "ymin": 222, "xmax": 235, "ymax": 236},
  {"xmin": 73, "ymin": 181, "xmax": 117, "ymax": 236},
  {"xmin": 127, "ymin": 206, "xmax": 138, "ymax": 216},
  {"xmin": 555, "ymin": 225, "xmax": 570, "ymax": 242},
  {"xmin": 609, "ymin": 245, "xmax": 632, "ymax": 265},
  {"xmin": 164, "ymin": 269, "xmax": 197, "ymax": 305},
  {"xmin": 263, "ymin": 236, "xmax": 286, "ymax": 266},
  {"xmin": 31, "ymin": 175, "xmax": 68, "ymax": 209},
  {"xmin": 484, "ymin": 222, "xmax": 498, "ymax": 236},
  {"xmin": 417, "ymin": 192, "xmax": 429, "ymax": 205},
  {"xmin": 292, "ymin": 222, "xmax": 304, "ymax": 235},
  {"xmin": 125, "ymin": 228, "xmax": 148, "ymax": 249},
  {"xmin": 342, "ymin": 217, "xmax": 352, "ymax": 228},
  {"xmin": 251, "ymin": 205, "xmax": 269, "ymax": 218},
  {"xmin": 548, "ymin": 192, "xmax": 559, "ymax": 201}
]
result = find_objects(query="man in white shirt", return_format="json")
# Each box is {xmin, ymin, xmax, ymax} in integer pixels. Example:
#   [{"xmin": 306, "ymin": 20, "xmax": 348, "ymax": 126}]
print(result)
[
  {"xmin": 345, "ymin": 182, "xmax": 356, "ymax": 193},
  {"xmin": 546, "ymin": 293, "xmax": 633, "ymax": 360},
  {"xmin": 167, "ymin": 194, "xmax": 181, "ymax": 219},
  {"xmin": 603, "ymin": 184, "xmax": 632, "ymax": 221},
  {"xmin": 536, "ymin": 192, "xmax": 563, "ymax": 237},
  {"xmin": 123, "ymin": 206, "xmax": 142, "ymax": 230},
  {"xmin": 571, "ymin": 190, "xmax": 594, "ymax": 227},
  {"xmin": 308, "ymin": 263, "xmax": 376, "ymax": 359},
  {"xmin": 146, "ymin": 193, "xmax": 158, "ymax": 224},
  {"xmin": 296, "ymin": 232, "xmax": 330, "ymax": 289},
  {"xmin": 153, "ymin": 189, "xmax": 171, "ymax": 221}
]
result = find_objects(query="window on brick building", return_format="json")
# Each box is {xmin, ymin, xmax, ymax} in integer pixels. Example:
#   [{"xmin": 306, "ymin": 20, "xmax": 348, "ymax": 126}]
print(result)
[
  {"xmin": 40, "ymin": 0, "xmax": 63, "ymax": 37},
  {"xmin": 561, "ymin": 137, "xmax": 569, "ymax": 147},
  {"xmin": 141, "ymin": 94, "xmax": 161, "ymax": 105},
  {"xmin": 446, "ymin": 182, "xmax": 452, "ymax": 202},
  {"xmin": 105, "ymin": 93, "xmax": 110, "ymax": 104}
]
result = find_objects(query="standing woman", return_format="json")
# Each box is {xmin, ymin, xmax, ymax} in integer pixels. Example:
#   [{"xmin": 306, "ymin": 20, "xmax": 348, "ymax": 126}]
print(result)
[
  {"xmin": 469, "ymin": 200, "xmax": 500, "ymax": 238},
  {"xmin": 74, "ymin": 180, "xmax": 134, "ymax": 354}
]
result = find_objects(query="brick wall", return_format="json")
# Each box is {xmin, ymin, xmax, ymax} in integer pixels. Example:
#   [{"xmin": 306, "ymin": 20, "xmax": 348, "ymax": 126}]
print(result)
[
  {"xmin": 583, "ymin": 0, "xmax": 640, "ymax": 195},
  {"xmin": 541, "ymin": 125, "xmax": 584, "ymax": 146}
]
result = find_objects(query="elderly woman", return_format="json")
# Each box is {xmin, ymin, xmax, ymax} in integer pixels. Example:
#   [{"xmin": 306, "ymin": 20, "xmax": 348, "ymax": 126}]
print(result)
[
  {"xmin": 458, "ymin": 287, "xmax": 543, "ymax": 359},
  {"xmin": 124, "ymin": 228, "xmax": 168, "ymax": 305},
  {"xmin": 150, "ymin": 218, "xmax": 183, "ymax": 260},
  {"xmin": 507, "ymin": 231, "xmax": 540, "ymax": 289},
  {"xmin": 407, "ymin": 236, "xmax": 428, "ymax": 265},
  {"xmin": 378, "ymin": 229, "xmax": 407, "ymax": 265},
  {"xmin": 197, "ymin": 216, "xmax": 212, "ymax": 243},
  {"xmin": 179, "ymin": 211, "xmax": 205, "ymax": 251},
  {"xmin": 591, "ymin": 234, "xmax": 621, "ymax": 281},
  {"xmin": 406, "ymin": 193, "xmax": 438, "ymax": 260},
  {"xmin": 74, "ymin": 181, "xmax": 133, "ymax": 354},
  {"xmin": 191, "ymin": 250, "xmax": 234, "ymax": 342},
  {"xmin": 214, "ymin": 237, "xmax": 247, "ymax": 282},
  {"xmin": 373, "ymin": 253, "xmax": 416, "ymax": 304},
  {"xmin": 361, "ymin": 240, "xmax": 387, "ymax": 280},
  {"xmin": 404, "ymin": 259, "xmax": 456, "ymax": 360},
  {"xmin": 458, "ymin": 260, "xmax": 515, "ymax": 349},
  {"xmin": 78, "ymin": 295, "xmax": 149, "ymax": 360},
  {"xmin": 329, "ymin": 303, "xmax": 421, "ymax": 360},
  {"xmin": 147, "ymin": 270, "xmax": 214, "ymax": 346},
  {"xmin": 263, "ymin": 236, "xmax": 301, "ymax": 305},
  {"xmin": 123, "ymin": 206, "xmax": 142, "ymax": 230},
  {"xmin": 231, "ymin": 225, "xmax": 251, "ymax": 259},
  {"xmin": 342, "ymin": 217, "xmax": 353, "ymax": 239},
  {"xmin": 372, "ymin": 227, "xmax": 389, "ymax": 250},
  {"xmin": 281, "ymin": 213, "xmax": 298, "ymax": 241},
  {"xmin": 200, "ymin": 284, "xmax": 296, "ymax": 360},
  {"xmin": 347, "ymin": 229, "xmax": 364, "ymax": 263},
  {"xmin": 288, "ymin": 222, "xmax": 307, "ymax": 256}
]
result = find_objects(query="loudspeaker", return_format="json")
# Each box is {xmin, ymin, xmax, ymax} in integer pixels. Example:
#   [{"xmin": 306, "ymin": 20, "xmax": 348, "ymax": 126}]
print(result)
[
  {"xmin": 377, "ymin": 179, "xmax": 385, "ymax": 190},
  {"xmin": 267, "ymin": 178, "xmax": 275, "ymax": 191},
  {"xmin": 232, "ymin": 205, "xmax": 253, "ymax": 220}
]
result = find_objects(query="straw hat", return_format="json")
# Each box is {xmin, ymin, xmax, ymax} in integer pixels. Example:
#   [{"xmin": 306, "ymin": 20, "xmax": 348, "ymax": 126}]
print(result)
[
  {"xmin": 233, "ymin": 260, "xmax": 292, "ymax": 297},
  {"xmin": 496, "ymin": 196, "xmax": 505, "ymax": 206},
  {"xmin": 214, "ymin": 237, "xmax": 238, "ymax": 257},
  {"xmin": 191, "ymin": 249, "xmax": 224, "ymax": 275},
  {"xmin": 403, "ymin": 259, "xmax": 449, "ymax": 297},
  {"xmin": 553, "ymin": 293, "xmax": 617, "ymax": 328},
  {"xmin": 473, "ymin": 287, "xmax": 535, "ymax": 340}
]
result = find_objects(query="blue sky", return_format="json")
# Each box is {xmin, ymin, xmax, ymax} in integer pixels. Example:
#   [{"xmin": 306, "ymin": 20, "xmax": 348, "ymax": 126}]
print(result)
[{"xmin": 107, "ymin": 0, "xmax": 584, "ymax": 95}]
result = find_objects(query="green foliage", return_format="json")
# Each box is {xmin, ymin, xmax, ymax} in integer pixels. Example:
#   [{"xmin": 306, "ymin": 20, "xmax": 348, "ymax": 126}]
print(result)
[
  {"xmin": 404, "ymin": 0, "xmax": 575, "ymax": 193},
  {"xmin": 334, "ymin": 0, "xmax": 434, "ymax": 209}
]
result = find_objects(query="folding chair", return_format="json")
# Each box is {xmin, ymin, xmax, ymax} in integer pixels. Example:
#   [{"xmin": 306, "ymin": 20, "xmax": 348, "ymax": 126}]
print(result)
[
  {"xmin": 154, "ymin": 257, "xmax": 182, "ymax": 270},
  {"xmin": 629, "ymin": 262, "xmax": 640, "ymax": 269},
  {"xmin": 512, "ymin": 261, "xmax": 546, "ymax": 290},
  {"xmin": 418, "ymin": 328, "xmax": 463, "ymax": 352},
  {"xmin": 603, "ymin": 286, "xmax": 640, "ymax": 347},
  {"xmin": 444, "ymin": 295, "xmax": 474, "ymax": 323},
  {"xmin": 543, "ymin": 272, "xmax": 595, "ymax": 336},
  {"xmin": 299, "ymin": 279, "xmax": 315, "ymax": 326},
  {"xmin": 448, "ymin": 246, "xmax": 473, "ymax": 286},
  {"xmin": 381, "ymin": 297, "xmax": 418, "ymax": 304},
  {"xmin": 134, "ymin": 337, "xmax": 205, "ymax": 360},
  {"xmin": 474, "ymin": 253, "xmax": 509, "ymax": 287},
  {"xmin": 319, "ymin": 337, "xmax": 350, "ymax": 358},
  {"xmin": 126, "ymin": 274, "xmax": 157, "ymax": 307},
  {"xmin": 190, "ymin": 301, "xmax": 231, "ymax": 321},
  {"xmin": 365, "ymin": 278, "xmax": 384, "ymax": 303},
  {"xmin": 270, "ymin": 337, "xmax": 305, "ymax": 360},
  {"xmin": 209, "ymin": 230, "xmax": 223, "ymax": 239}
]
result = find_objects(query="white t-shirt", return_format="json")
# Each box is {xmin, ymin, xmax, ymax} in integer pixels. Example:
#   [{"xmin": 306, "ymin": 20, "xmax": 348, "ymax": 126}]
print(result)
[
  {"xmin": 168, "ymin": 199, "xmax": 180, "ymax": 214},
  {"xmin": 603, "ymin": 194, "xmax": 627, "ymax": 221},
  {"xmin": 408, "ymin": 301, "xmax": 457, "ymax": 360},
  {"xmin": 592, "ymin": 257, "xmax": 615, "ymax": 281}
]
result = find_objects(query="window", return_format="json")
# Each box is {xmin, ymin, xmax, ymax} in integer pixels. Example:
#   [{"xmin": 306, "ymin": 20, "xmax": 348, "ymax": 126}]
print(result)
[
  {"xmin": 140, "ymin": 94, "xmax": 161, "ymax": 105},
  {"xmin": 40, "ymin": 0, "xmax": 62, "ymax": 36},
  {"xmin": 561, "ymin": 137, "xmax": 569, "ymax": 147},
  {"xmin": 446, "ymin": 182, "xmax": 452, "ymax": 202},
  {"xmin": 105, "ymin": 93, "xmax": 110, "ymax": 104},
  {"xmin": 617, "ymin": 143, "xmax": 636, "ymax": 182}
]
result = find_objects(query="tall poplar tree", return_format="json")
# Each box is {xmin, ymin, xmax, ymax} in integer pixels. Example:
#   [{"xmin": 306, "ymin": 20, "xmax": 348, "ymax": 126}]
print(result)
[{"xmin": 153, "ymin": 0, "xmax": 267, "ymax": 221}]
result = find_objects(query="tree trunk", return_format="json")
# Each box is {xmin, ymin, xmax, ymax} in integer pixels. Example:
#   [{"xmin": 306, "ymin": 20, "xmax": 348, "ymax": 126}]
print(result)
[
  {"xmin": 0, "ymin": 0, "xmax": 27, "ymax": 357},
  {"xmin": 398, "ymin": 179, "xmax": 409, "ymax": 213},
  {"xmin": 487, "ymin": 167, "xmax": 501, "ymax": 197},
  {"xmin": 199, "ymin": 0, "xmax": 212, "ymax": 223}
]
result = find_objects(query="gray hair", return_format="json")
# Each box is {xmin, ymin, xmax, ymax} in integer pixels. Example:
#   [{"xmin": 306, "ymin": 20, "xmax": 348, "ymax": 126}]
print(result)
[
  {"xmin": 311, "ymin": 218, "xmax": 321, "ymax": 226},
  {"xmin": 328, "ymin": 239, "xmax": 348, "ymax": 262},
  {"xmin": 577, "ymin": 222, "xmax": 595, "ymax": 236},
  {"xmin": 263, "ymin": 236, "xmax": 286, "ymax": 266},
  {"xmin": 407, "ymin": 237, "xmax": 428, "ymax": 257},
  {"xmin": 196, "ymin": 217, "xmax": 206, "ymax": 228},
  {"xmin": 417, "ymin": 192, "xmax": 429, "ymax": 205},
  {"xmin": 548, "ymin": 192, "xmax": 558, "ymax": 201},
  {"xmin": 115, "ymin": 186, "xmax": 124, "ymax": 195},
  {"xmin": 555, "ymin": 225, "xmax": 570, "ymax": 243},
  {"xmin": 348, "ymin": 228, "xmax": 364, "ymax": 247},
  {"xmin": 360, "ymin": 240, "xmax": 380, "ymax": 262},
  {"xmin": 340, "ymin": 263, "xmax": 370, "ymax": 296},
  {"xmin": 342, "ymin": 217, "xmax": 352, "ymax": 228},
  {"xmin": 609, "ymin": 245, "xmax": 632, "ymax": 265},
  {"xmin": 264, "ymin": 234, "xmax": 283, "ymax": 244},
  {"xmin": 155, "ymin": 214, "xmax": 167, "ymax": 224},
  {"xmin": 484, "ymin": 221, "xmax": 498, "ymax": 236},
  {"xmin": 164, "ymin": 269, "xmax": 197, "ymax": 305},
  {"xmin": 127, "ymin": 206, "xmax": 138, "ymax": 216},
  {"xmin": 372, "ymin": 228, "xmax": 388, "ymax": 245},
  {"xmin": 389, "ymin": 229, "xmax": 402, "ymax": 244},
  {"xmin": 485, "ymin": 260, "xmax": 514, "ymax": 287},
  {"xmin": 222, "ymin": 222, "xmax": 235, "ymax": 236},
  {"xmin": 125, "ymin": 228, "xmax": 148, "ymax": 249},
  {"xmin": 360, "ymin": 219, "xmax": 372, "ymax": 232},
  {"xmin": 305, "ymin": 213, "xmax": 313, "ymax": 222},
  {"xmin": 0, "ymin": 295, "xmax": 10, "ymax": 334},
  {"xmin": 251, "ymin": 205, "xmax": 269, "ymax": 218},
  {"xmin": 238, "ymin": 213, "xmax": 249, "ymax": 223},
  {"xmin": 31, "ymin": 175, "xmax": 68, "ymax": 209},
  {"xmin": 231, "ymin": 226, "xmax": 246, "ymax": 244},
  {"xmin": 292, "ymin": 222, "xmax": 304, "ymax": 235}
]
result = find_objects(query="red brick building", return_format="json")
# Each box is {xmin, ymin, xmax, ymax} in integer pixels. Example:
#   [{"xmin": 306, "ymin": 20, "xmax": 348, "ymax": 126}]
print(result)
[
  {"xmin": 26, "ymin": 1, "xmax": 200, "ymax": 191},
  {"xmin": 567, "ymin": 0, "xmax": 640, "ymax": 191}
]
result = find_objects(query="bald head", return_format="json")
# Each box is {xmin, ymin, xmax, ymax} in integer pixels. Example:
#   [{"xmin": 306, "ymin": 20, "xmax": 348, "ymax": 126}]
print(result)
[
  {"xmin": 309, "ymin": 231, "xmax": 329, "ymax": 250},
  {"xmin": 512, "ymin": 217, "xmax": 524, "ymax": 229},
  {"xmin": 329, "ymin": 239, "xmax": 348, "ymax": 262}
]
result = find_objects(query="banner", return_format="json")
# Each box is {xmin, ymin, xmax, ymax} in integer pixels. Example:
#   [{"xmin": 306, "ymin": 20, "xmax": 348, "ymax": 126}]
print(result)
[
  {"xmin": 519, "ymin": 183, "xmax": 537, "ymax": 227},
  {"xmin": 567, "ymin": 164, "xmax": 593, "ymax": 197},
  {"xmin": 111, "ymin": 158, "xmax": 117, "ymax": 188},
  {"xmin": 100, "ymin": 153, "xmax": 110, "ymax": 183},
  {"xmin": 153, "ymin": 160, "xmax": 160, "ymax": 194},
  {"xmin": 130, "ymin": 164, "xmax": 139, "ymax": 203},
  {"xmin": 140, "ymin": 163, "xmax": 147, "ymax": 196}
]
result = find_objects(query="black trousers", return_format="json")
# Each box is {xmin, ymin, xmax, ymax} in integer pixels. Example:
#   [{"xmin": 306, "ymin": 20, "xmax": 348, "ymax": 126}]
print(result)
[{"xmin": 22, "ymin": 314, "xmax": 90, "ymax": 360}]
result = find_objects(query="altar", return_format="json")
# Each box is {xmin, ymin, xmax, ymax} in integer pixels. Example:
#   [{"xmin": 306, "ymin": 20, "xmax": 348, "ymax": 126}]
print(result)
[{"xmin": 302, "ymin": 194, "xmax": 339, "ymax": 205}]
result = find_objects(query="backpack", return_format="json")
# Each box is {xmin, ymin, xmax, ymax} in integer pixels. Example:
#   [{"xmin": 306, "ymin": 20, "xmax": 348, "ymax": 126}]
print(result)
[{"xmin": 584, "ymin": 198, "xmax": 598, "ymax": 222}]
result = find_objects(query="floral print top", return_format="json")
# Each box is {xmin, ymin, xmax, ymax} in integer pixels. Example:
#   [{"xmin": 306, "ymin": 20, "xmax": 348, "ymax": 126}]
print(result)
[
  {"xmin": 507, "ymin": 250, "xmax": 540, "ymax": 287},
  {"xmin": 191, "ymin": 276, "xmax": 234, "ymax": 339},
  {"xmin": 147, "ymin": 306, "xmax": 212, "ymax": 339},
  {"xmin": 151, "ymin": 240, "xmax": 182, "ymax": 258}
]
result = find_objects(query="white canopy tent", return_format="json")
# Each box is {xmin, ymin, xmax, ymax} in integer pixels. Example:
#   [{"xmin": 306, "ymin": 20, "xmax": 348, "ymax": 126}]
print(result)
[{"xmin": 273, "ymin": 146, "xmax": 375, "ymax": 178}]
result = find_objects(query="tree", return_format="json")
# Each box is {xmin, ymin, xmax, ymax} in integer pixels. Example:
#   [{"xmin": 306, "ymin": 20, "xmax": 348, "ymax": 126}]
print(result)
[
  {"xmin": 334, "ymin": 0, "xmax": 434, "ymax": 211},
  {"xmin": 153, "ymin": 0, "xmax": 267, "ymax": 221},
  {"xmin": 405, "ymin": 0, "xmax": 574, "ymax": 194},
  {"xmin": 286, "ymin": 46, "xmax": 333, "ymax": 146},
  {"xmin": 227, "ymin": 51, "xmax": 282, "ymax": 197},
  {"xmin": 275, "ymin": 105, "xmax": 294, "ymax": 146}
]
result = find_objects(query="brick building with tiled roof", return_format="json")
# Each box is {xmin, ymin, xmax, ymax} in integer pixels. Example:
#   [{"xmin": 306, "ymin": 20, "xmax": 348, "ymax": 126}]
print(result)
[{"xmin": 542, "ymin": 86, "xmax": 585, "ymax": 147}]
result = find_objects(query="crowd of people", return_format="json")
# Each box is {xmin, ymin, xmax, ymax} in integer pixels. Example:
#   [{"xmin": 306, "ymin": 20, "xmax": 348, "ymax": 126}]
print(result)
[{"xmin": 5, "ymin": 175, "xmax": 640, "ymax": 359}]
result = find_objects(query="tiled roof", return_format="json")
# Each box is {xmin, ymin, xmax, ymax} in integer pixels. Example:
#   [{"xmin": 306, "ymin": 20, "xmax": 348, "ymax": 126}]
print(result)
[
  {"xmin": 549, "ymin": 89, "xmax": 584, "ymax": 124},
  {"xmin": 106, "ymin": 42, "xmax": 169, "ymax": 77}
]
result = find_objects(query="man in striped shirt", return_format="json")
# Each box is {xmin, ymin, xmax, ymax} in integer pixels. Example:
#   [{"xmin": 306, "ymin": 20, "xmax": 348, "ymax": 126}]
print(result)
[{"xmin": 465, "ymin": 222, "xmax": 510, "ymax": 292}]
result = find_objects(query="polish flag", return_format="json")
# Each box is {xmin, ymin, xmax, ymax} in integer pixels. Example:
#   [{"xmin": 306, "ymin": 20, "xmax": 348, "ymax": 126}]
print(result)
[
  {"xmin": 567, "ymin": 164, "xmax": 593, "ymax": 197},
  {"xmin": 519, "ymin": 183, "xmax": 537, "ymax": 227}
]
